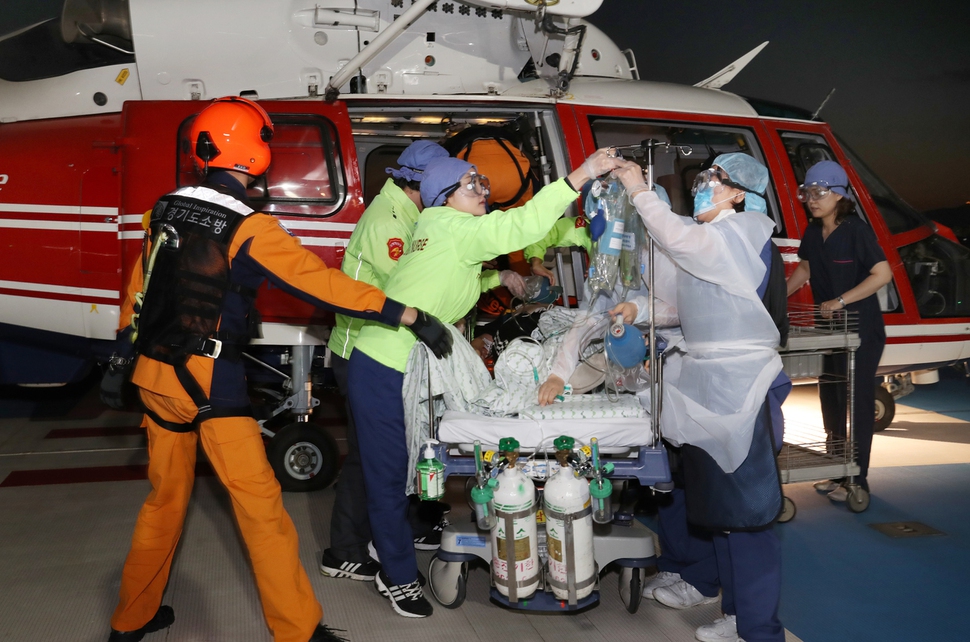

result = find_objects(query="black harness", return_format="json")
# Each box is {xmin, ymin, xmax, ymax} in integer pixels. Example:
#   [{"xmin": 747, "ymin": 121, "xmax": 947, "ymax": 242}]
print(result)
[{"xmin": 134, "ymin": 190, "xmax": 259, "ymax": 431}]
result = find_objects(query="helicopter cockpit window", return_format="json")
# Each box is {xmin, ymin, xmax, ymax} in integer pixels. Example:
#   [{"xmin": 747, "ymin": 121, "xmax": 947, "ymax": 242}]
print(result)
[
  {"xmin": 178, "ymin": 115, "xmax": 343, "ymax": 216},
  {"xmin": 835, "ymin": 137, "xmax": 930, "ymax": 236},
  {"xmin": 588, "ymin": 118, "xmax": 785, "ymax": 236},
  {"xmin": 779, "ymin": 131, "xmax": 902, "ymax": 313},
  {"xmin": 833, "ymin": 140, "xmax": 970, "ymax": 318}
]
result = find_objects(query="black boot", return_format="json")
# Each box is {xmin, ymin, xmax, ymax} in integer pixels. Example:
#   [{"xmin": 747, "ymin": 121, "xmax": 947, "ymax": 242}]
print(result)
[
  {"xmin": 107, "ymin": 605, "xmax": 175, "ymax": 642},
  {"xmin": 308, "ymin": 623, "xmax": 350, "ymax": 641}
]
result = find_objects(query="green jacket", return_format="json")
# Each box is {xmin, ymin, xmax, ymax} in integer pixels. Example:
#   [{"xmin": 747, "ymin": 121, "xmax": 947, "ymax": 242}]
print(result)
[
  {"xmin": 355, "ymin": 178, "xmax": 578, "ymax": 372},
  {"xmin": 330, "ymin": 179, "xmax": 419, "ymax": 360},
  {"xmin": 522, "ymin": 215, "xmax": 592, "ymax": 261}
]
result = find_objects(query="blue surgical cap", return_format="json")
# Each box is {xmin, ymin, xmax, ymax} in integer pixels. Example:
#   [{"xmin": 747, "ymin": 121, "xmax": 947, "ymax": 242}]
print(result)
[
  {"xmin": 420, "ymin": 157, "xmax": 476, "ymax": 208},
  {"xmin": 714, "ymin": 153, "xmax": 768, "ymax": 194},
  {"xmin": 804, "ymin": 160, "xmax": 851, "ymax": 197},
  {"xmin": 386, "ymin": 140, "xmax": 448, "ymax": 183},
  {"xmin": 714, "ymin": 153, "xmax": 768, "ymax": 214}
]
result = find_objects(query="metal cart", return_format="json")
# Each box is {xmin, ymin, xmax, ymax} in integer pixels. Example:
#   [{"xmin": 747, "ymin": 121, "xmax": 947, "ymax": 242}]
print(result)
[{"xmin": 777, "ymin": 304, "xmax": 868, "ymax": 520}]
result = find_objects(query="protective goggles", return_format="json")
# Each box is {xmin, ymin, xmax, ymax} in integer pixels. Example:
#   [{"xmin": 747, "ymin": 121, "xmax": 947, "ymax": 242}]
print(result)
[
  {"xmin": 435, "ymin": 172, "xmax": 491, "ymax": 203},
  {"xmin": 690, "ymin": 167, "xmax": 746, "ymax": 196},
  {"xmin": 796, "ymin": 184, "xmax": 844, "ymax": 202}
]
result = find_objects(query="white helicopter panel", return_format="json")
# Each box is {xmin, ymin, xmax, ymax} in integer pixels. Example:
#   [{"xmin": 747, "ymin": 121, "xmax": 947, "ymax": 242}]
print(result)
[
  {"xmin": 0, "ymin": 62, "xmax": 142, "ymax": 123},
  {"xmin": 505, "ymin": 77, "xmax": 759, "ymax": 119},
  {"xmin": 128, "ymin": 0, "xmax": 553, "ymax": 100},
  {"xmin": 467, "ymin": 0, "xmax": 604, "ymax": 18}
]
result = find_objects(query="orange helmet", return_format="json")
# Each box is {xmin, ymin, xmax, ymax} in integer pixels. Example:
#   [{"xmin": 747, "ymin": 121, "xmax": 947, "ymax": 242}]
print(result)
[{"xmin": 189, "ymin": 96, "xmax": 274, "ymax": 177}]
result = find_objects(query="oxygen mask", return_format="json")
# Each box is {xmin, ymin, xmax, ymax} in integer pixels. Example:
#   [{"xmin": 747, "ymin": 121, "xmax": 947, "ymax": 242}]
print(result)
[{"xmin": 521, "ymin": 275, "xmax": 562, "ymax": 304}]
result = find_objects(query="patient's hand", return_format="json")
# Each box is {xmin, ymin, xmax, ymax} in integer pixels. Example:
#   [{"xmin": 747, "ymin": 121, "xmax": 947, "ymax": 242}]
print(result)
[
  {"xmin": 610, "ymin": 302, "xmax": 639, "ymax": 325},
  {"xmin": 470, "ymin": 334, "xmax": 493, "ymax": 361},
  {"xmin": 538, "ymin": 375, "xmax": 565, "ymax": 406},
  {"xmin": 530, "ymin": 257, "xmax": 556, "ymax": 286}
]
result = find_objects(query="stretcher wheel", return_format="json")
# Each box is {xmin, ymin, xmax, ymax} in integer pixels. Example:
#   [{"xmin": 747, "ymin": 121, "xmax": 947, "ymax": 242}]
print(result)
[
  {"xmin": 618, "ymin": 566, "xmax": 642, "ymax": 614},
  {"xmin": 846, "ymin": 486, "xmax": 870, "ymax": 513},
  {"xmin": 778, "ymin": 496, "xmax": 796, "ymax": 523},
  {"xmin": 266, "ymin": 422, "xmax": 340, "ymax": 492},
  {"xmin": 874, "ymin": 385, "xmax": 895, "ymax": 432},
  {"xmin": 428, "ymin": 557, "xmax": 467, "ymax": 609}
]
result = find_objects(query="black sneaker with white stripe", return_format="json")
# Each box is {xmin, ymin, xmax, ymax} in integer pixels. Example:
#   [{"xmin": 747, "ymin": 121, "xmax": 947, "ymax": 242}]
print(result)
[
  {"xmin": 320, "ymin": 548, "xmax": 380, "ymax": 581},
  {"xmin": 375, "ymin": 570, "xmax": 433, "ymax": 618},
  {"xmin": 413, "ymin": 517, "xmax": 448, "ymax": 551}
]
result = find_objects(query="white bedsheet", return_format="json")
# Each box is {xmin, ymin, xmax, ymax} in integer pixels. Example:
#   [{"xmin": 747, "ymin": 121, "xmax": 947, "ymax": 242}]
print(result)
[{"xmin": 439, "ymin": 407, "xmax": 652, "ymax": 451}]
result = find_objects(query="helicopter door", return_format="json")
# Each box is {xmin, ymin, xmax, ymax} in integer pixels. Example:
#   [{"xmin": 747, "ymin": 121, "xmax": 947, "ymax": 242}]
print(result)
[
  {"xmin": 762, "ymin": 122, "xmax": 907, "ymax": 317},
  {"xmin": 120, "ymin": 99, "xmax": 362, "ymax": 325}
]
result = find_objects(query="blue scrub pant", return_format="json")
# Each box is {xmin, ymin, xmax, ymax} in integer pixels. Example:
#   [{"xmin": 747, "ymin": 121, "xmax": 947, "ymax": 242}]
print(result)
[
  {"xmin": 346, "ymin": 350, "xmax": 417, "ymax": 586},
  {"xmin": 656, "ymin": 488, "xmax": 719, "ymax": 598},
  {"xmin": 715, "ymin": 529, "xmax": 784, "ymax": 642}
]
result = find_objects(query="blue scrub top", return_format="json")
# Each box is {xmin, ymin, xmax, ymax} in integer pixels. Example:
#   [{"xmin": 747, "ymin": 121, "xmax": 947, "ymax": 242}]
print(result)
[{"xmin": 797, "ymin": 215, "xmax": 886, "ymax": 334}]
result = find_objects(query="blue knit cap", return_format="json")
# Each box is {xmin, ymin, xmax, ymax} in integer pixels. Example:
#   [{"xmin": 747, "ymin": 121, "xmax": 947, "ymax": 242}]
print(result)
[
  {"xmin": 420, "ymin": 157, "xmax": 476, "ymax": 208},
  {"xmin": 386, "ymin": 140, "xmax": 448, "ymax": 183},
  {"xmin": 804, "ymin": 160, "xmax": 851, "ymax": 197},
  {"xmin": 714, "ymin": 153, "xmax": 769, "ymax": 214}
]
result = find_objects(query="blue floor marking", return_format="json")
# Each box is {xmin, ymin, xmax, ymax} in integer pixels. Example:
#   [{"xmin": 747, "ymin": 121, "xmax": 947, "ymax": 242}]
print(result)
[
  {"xmin": 893, "ymin": 367, "xmax": 970, "ymax": 420},
  {"xmin": 639, "ymin": 463, "xmax": 968, "ymax": 641}
]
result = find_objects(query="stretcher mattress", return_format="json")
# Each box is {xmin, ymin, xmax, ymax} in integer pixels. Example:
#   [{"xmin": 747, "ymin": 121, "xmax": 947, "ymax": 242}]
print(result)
[{"xmin": 438, "ymin": 394, "xmax": 651, "ymax": 450}]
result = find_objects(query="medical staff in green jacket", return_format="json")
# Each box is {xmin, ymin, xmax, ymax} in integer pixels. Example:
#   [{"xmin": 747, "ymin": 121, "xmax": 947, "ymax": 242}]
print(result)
[
  {"xmin": 322, "ymin": 140, "xmax": 447, "ymax": 584},
  {"xmin": 346, "ymin": 149, "xmax": 623, "ymax": 618}
]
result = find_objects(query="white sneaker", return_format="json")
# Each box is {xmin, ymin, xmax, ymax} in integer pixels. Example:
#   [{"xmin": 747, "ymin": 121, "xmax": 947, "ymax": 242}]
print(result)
[
  {"xmin": 655, "ymin": 579, "xmax": 719, "ymax": 609},
  {"xmin": 641, "ymin": 571, "xmax": 681, "ymax": 599},
  {"xmin": 695, "ymin": 614, "xmax": 739, "ymax": 642},
  {"xmin": 827, "ymin": 486, "xmax": 849, "ymax": 502},
  {"xmin": 813, "ymin": 479, "xmax": 840, "ymax": 492}
]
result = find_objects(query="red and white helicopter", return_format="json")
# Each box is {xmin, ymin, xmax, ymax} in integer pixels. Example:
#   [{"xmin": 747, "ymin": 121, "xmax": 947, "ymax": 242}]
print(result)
[{"xmin": 1, "ymin": 0, "xmax": 968, "ymax": 485}]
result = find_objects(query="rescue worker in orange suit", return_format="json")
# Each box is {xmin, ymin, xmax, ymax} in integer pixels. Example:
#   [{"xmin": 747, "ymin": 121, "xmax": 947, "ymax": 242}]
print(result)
[{"xmin": 105, "ymin": 97, "xmax": 451, "ymax": 642}]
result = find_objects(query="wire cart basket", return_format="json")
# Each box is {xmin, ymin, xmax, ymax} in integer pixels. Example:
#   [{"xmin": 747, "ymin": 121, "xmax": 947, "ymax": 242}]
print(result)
[{"xmin": 776, "ymin": 303, "xmax": 869, "ymax": 520}]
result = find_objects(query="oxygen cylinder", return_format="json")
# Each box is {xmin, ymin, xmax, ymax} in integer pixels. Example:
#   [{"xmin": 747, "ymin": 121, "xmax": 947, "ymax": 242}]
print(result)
[
  {"xmin": 543, "ymin": 436, "xmax": 596, "ymax": 603},
  {"xmin": 491, "ymin": 437, "xmax": 539, "ymax": 602}
]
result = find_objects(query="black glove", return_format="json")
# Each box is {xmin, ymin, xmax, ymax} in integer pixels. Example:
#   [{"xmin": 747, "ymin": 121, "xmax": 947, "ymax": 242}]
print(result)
[
  {"xmin": 100, "ymin": 354, "xmax": 134, "ymax": 410},
  {"xmin": 408, "ymin": 310, "xmax": 453, "ymax": 359}
]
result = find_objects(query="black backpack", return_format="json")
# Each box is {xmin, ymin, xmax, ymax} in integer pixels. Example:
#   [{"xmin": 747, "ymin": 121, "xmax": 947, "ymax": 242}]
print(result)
[{"xmin": 761, "ymin": 241, "xmax": 790, "ymax": 347}]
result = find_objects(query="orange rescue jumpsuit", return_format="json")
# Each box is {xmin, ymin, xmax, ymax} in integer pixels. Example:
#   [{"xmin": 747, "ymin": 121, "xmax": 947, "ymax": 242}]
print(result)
[{"xmin": 111, "ymin": 182, "xmax": 405, "ymax": 642}]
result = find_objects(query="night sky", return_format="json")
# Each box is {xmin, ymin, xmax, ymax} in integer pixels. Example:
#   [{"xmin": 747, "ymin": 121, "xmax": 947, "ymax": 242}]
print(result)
[{"xmin": 3, "ymin": 0, "xmax": 967, "ymax": 211}]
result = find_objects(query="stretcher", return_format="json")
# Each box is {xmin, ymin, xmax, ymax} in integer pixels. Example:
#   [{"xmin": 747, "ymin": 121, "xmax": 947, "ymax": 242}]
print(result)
[
  {"xmin": 426, "ymin": 231, "xmax": 672, "ymax": 614},
  {"xmin": 427, "ymin": 398, "xmax": 670, "ymax": 614}
]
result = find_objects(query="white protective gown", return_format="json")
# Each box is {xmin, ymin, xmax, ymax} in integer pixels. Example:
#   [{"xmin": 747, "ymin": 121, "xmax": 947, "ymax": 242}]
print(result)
[{"xmin": 630, "ymin": 190, "xmax": 782, "ymax": 472}]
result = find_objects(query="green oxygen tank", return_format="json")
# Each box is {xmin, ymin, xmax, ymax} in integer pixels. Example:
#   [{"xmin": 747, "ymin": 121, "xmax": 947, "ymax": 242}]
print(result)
[{"xmin": 416, "ymin": 439, "xmax": 445, "ymax": 501}]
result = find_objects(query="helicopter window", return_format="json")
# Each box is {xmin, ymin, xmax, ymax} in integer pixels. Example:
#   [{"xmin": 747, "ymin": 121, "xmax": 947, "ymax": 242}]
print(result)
[
  {"xmin": 178, "ymin": 115, "xmax": 343, "ymax": 215},
  {"xmin": 588, "ymin": 118, "xmax": 786, "ymax": 236},
  {"xmin": 897, "ymin": 236, "xmax": 970, "ymax": 318},
  {"xmin": 778, "ymin": 132, "xmax": 875, "ymax": 225},
  {"xmin": 836, "ymin": 137, "xmax": 930, "ymax": 236},
  {"xmin": 362, "ymin": 144, "xmax": 409, "ymax": 205},
  {"xmin": 0, "ymin": 19, "xmax": 134, "ymax": 82},
  {"xmin": 779, "ymin": 131, "xmax": 903, "ymax": 313}
]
